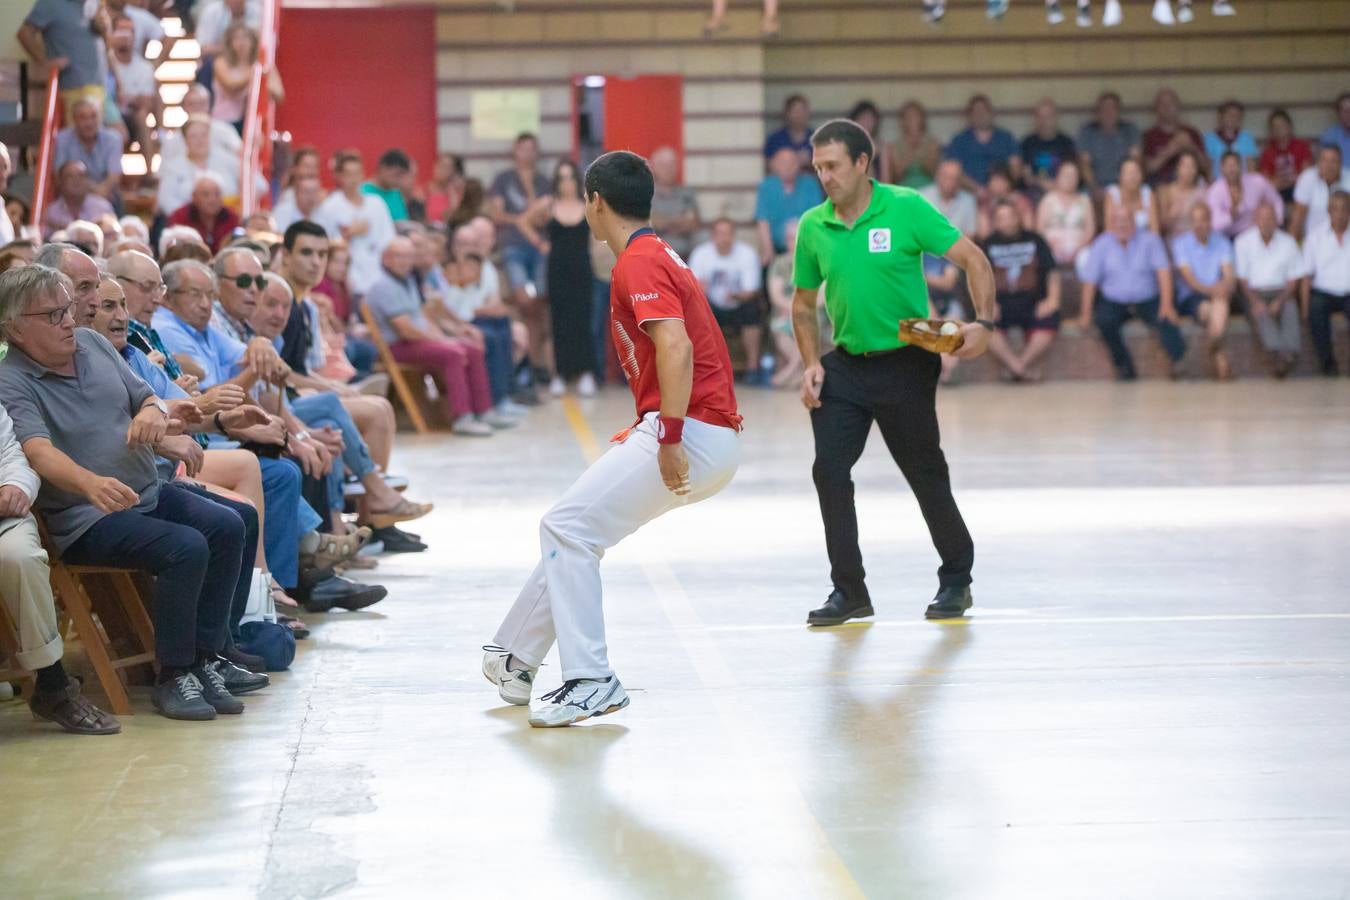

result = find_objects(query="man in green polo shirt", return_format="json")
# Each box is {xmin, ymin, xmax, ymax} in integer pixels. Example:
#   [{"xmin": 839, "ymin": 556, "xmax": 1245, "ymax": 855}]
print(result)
[{"xmin": 792, "ymin": 119, "xmax": 996, "ymax": 625}]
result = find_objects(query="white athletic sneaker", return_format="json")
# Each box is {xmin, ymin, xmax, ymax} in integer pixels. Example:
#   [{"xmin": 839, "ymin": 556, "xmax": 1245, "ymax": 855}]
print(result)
[
  {"xmin": 528, "ymin": 676, "xmax": 630, "ymax": 727},
  {"xmin": 498, "ymin": 400, "xmax": 529, "ymax": 418},
  {"xmin": 482, "ymin": 411, "xmax": 519, "ymax": 430},
  {"xmin": 482, "ymin": 645, "xmax": 536, "ymax": 705},
  {"xmin": 1151, "ymin": 0, "xmax": 1176, "ymax": 24},
  {"xmin": 1211, "ymin": 0, "xmax": 1234, "ymax": 14},
  {"xmin": 576, "ymin": 373, "xmax": 597, "ymax": 397},
  {"xmin": 1176, "ymin": 0, "xmax": 1194, "ymax": 21},
  {"xmin": 1103, "ymin": 0, "xmax": 1123, "ymax": 25},
  {"xmin": 1046, "ymin": 1, "xmax": 1065, "ymax": 25},
  {"xmin": 452, "ymin": 415, "xmax": 494, "ymax": 437},
  {"xmin": 1076, "ymin": 1, "xmax": 1092, "ymax": 25},
  {"xmin": 921, "ymin": 0, "xmax": 946, "ymax": 24},
  {"xmin": 549, "ymin": 376, "xmax": 566, "ymax": 397}
]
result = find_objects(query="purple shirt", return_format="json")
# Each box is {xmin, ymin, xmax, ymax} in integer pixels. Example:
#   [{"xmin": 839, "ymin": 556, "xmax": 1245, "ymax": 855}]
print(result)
[
  {"xmin": 1205, "ymin": 173, "xmax": 1284, "ymax": 238},
  {"xmin": 1082, "ymin": 230, "xmax": 1170, "ymax": 303},
  {"xmin": 43, "ymin": 193, "xmax": 115, "ymax": 237}
]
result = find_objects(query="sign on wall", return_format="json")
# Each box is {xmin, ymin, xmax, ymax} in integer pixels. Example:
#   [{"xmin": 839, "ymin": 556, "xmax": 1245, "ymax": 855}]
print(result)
[{"xmin": 470, "ymin": 89, "xmax": 541, "ymax": 141}]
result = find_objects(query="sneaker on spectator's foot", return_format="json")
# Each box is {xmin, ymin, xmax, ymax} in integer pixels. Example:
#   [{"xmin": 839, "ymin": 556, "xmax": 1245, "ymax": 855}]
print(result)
[
  {"xmin": 986, "ymin": 0, "xmax": 1009, "ymax": 19},
  {"xmin": 1151, "ymin": 0, "xmax": 1176, "ymax": 24},
  {"xmin": 529, "ymin": 676, "xmax": 629, "ymax": 727},
  {"xmin": 1103, "ymin": 0, "xmax": 1123, "ymax": 24},
  {"xmin": 481, "ymin": 411, "xmax": 518, "ymax": 430},
  {"xmin": 577, "ymin": 373, "xmax": 597, "ymax": 397},
  {"xmin": 192, "ymin": 661, "xmax": 245, "ymax": 714},
  {"xmin": 549, "ymin": 376, "xmax": 566, "ymax": 397},
  {"xmin": 921, "ymin": 0, "xmax": 946, "ymax": 23},
  {"xmin": 1176, "ymin": 0, "xmax": 1194, "ymax": 21},
  {"xmin": 1210, "ymin": 0, "xmax": 1234, "ymax": 13},
  {"xmin": 481, "ymin": 645, "xmax": 536, "ymax": 705},
  {"xmin": 452, "ymin": 415, "xmax": 494, "ymax": 437},
  {"xmin": 153, "ymin": 673, "xmax": 217, "ymax": 721},
  {"xmin": 1046, "ymin": 1, "xmax": 1065, "ymax": 24},
  {"xmin": 370, "ymin": 525, "xmax": 426, "ymax": 554},
  {"xmin": 213, "ymin": 658, "xmax": 269, "ymax": 695},
  {"xmin": 498, "ymin": 400, "xmax": 529, "ymax": 418},
  {"xmin": 1076, "ymin": 0, "xmax": 1092, "ymax": 25}
]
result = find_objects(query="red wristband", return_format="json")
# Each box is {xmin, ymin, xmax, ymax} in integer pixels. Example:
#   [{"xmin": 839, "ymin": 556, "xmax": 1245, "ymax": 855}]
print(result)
[{"xmin": 657, "ymin": 416, "xmax": 684, "ymax": 445}]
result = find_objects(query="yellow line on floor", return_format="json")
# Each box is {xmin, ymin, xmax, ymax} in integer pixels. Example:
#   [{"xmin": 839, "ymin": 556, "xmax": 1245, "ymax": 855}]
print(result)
[{"xmin": 561, "ymin": 397, "xmax": 865, "ymax": 899}]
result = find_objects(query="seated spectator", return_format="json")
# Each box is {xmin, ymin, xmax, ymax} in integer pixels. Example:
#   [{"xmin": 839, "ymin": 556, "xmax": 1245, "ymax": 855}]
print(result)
[
  {"xmin": 1171, "ymin": 203, "xmax": 1236, "ymax": 379},
  {"xmin": 18, "ymin": 0, "xmax": 107, "ymax": 121},
  {"xmin": 212, "ymin": 24, "xmax": 282, "ymax": 136},
  {"xmin": 96, "ymin": 213, "xmax": 123, "ymax": 251},
  {"xmin": 0, "ymin": 396, "xmax": 119, "ymax": 733},
  {"xmin": 1077, "ymin": 205, "xmax": 1186, "ymax": 380},
  {"xmin": 161, "ymin": 85, "xmax": 243, "ymax": 162},
  {"xmin": 107, "ymin": 13, "xmax": 160, "ymax": 171},
  {"xmin": 1290, "ymin": 145, "xmax": 1348, "ymax": 240},
  {"xmin": 975, "ymin": 165, "xmax": 1034, "ymax": 240},
  {"xmin": 195, "ymin": 0, "xmax": 260, "ymax": 58},
  {"xmin": 1020, "ymin": 97, "xmax": 1077, "ymax": 195},
  {"xmin": 848, "ymin": 100, "xmax": 884, "ymax": 179},
  {"xmin": 1158, "ymin": 149, "xmax": 1208, "ymax": 239},
  {"xmin": 63, "ymin": 219, "xmax": 104, "ymax": 260},
  {"xmin": 763, "ymin": 94, "xmax": 813, "ymax": 172},
  {"xmin": 423, "ymin": 153, "xmax": 466, "ymax": 226},
  {"xmin": 365, "ymin": 236, "xmax": 496, "ymax": 436},
  {"xmin": 168, "ymin": 174, "xmax": 240, "ymax": 255},
  {"xmin": 1319, "ymin": 93, "xmax": 1350, "ymax": 176},
  {"xmin": 158, "ymin": 117, "xmax": 242, "ymax": 215},
  {"xmin": 1203, "ymin": 100, "xmax": 1259, "ymax": 173},
  {"xmin": 54, "ymin": 98, "xmax": 122, "ymax": 203},
  {"xmin": 33, "ymin": 241, "xmax": 100, "ymax": 326},
  {"xmin": 363, "ymin": 149, "xmax": 412, "ymax": 223},
  {"xmin": 161, "ymin": 231, "xmax": 212, "ymax": 265},
  {"xmin": 1235, "ymin": 203, "xmax": 1305, "ymax": 378},
  {"xmin": 312, "ymin": 239, "xmax": 378, "ymax": 379},
  {"xmin": 1142, "ymin": 88, "xmax": 1208, "ymax": 186},
  {"xmin": 982, "ymin": 201, "xmax": 1060, "ymax": 381},
  {"xmin": 315, "ymin": 150, "xmax": 397, "ymax": 296},
  {"xmin": 1103, "ymin": 158, "xmax": 1160, "ymax": 234},
  {"xmin": 689, "ymin": 218, "xmax": 766, "ymax": 385},
  {"xmin": 1076, "ymin": 90, "xmax": 1141, "ymax": 192},
  {"xmin": 765, "ymin": 218, "xmax": 804, "ymax": 388},
  {"xmin": 0, "ymin": 264, "xmax": 256, "ymax": 721},
  {"xmin": 449, "ymin": 217, "xmax": 533, "ymax": 403},
  {"xmin": 1036, "ymin": 159, "xmax": 1095, "ymax": 266},
  {"xmin": 1258, "ymin": 109, "xmax": 1312, "ymax": 205},
  {"xmin": 756, "ymin": 146, "xmax": 824, "ymax": 266},
  {"xmin": 945, "ymin": 94, "xmax": 1020, "ymax": 191},
  {"xmin": 44, "ymin": 162, "xmax": 115, "ymax": 238},
  {"xmin": 1301, "ymin": 191, "xmax": 1350, "ymax": 377},
  {"xmin": 273, "ymin": 174, "xmax": 324, "ymax": 234},
  {"xmin": 0, "ymin": 249, "xmax": 27, "ymax": 274},
  {"xmin": 275, "ymin": 145, "xmax": 320, "ymax": 210},
  {"xmin": 888, "ymin": 100, "xmax": 940, "ymax": 189},
  {"xmin": 649, "ymin": 146, "xmax": 700, "ymax": 261},
  {"xmin": 706, "ymin": 0, "xmax": 779, "ymax": 37},
  {"xmin": 1206, "ymin": 151, "xmax": 1283, "ymax": 238},
  {"xmin": 920, "ymin": 160, "xmax": 978, "ymax": 237}
]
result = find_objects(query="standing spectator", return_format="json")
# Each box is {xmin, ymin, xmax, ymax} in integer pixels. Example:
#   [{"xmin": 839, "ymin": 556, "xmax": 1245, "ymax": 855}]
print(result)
[
  {"xmin": 982, "ymin": 200, "xmax": 1060, "ymax": 381},
  {"xmin": 273, "ymin": 174, "xmax": 324, "ymax": 234},
  {"xmin": 54, "ymin": 98, "xmax": 122, "ymax": 202},
  {"xmin": 848, "ymin": 100, "xmax": 884, "ymax": 179},
  {"xmin": 424, "ymin": 153, "xmax": 466, "ymax": 226},
  {"xmin": 1258, "ymin": 109, "xmax": 1312, "ymax": 205},
  {"xmin": 689, "ymin": 218, "xmax": 765, "ymax": 385},
  {"xmin": 945, "ymin": 94, "xmax": 1020, "ymax": 191},
  {"xmin": 648, "ymin": 146, "xmax": 701, "ymax": 261},
  {"xmin": 755, "ymin": 146, "xmax": 825, "ymax": 266},
  {"xmin": 194, "ymin": 0, "xmax": 259, "ymax": 58},
  {"xmin": 44, "ymin": 161, "xmax": 115, "ymax": 237},
  {"xmin": 921, "ymin": 160, "xmax": 978, "ymax": 237},
  {"xmin": 1202, "ymin": 100, "xmax": 1259, "ymax": 173},
  {"xmin": 167, "ymin": 174, "xmax": 240, "ymax": 255},
  {"xmin": 1142, "ymin": 88, "xmax": 1207, "ymax": 186},
  {"xmin": 887, "ymin": 100, "xmax": 941, "ymax": 189},
  {"xmin": 1171, "ymin": 203, "xmax": 1236, "ymax": 379},
  {"xmin": 315, "ymin": 150, "xmax": 396, "ymax": 296},
  {"xmin": 18, "ymin": 0, "xmax": 108, "ymax": 119},
  {"xmin": 1234, "ymin": 203, "xmax": 1305, "ymax": 378},
  {"xmin": 1036, "ymin": 159, "xmax": 1095, "ymax": 266},
  {"xmin": 1318, "ymin": 93, "xmax": 1350, "ymax": 177},
  {"xmin": 489, "ymin": 132, "xmax": 551, "ymax": 378},
  {"xmin": 975, "ymin": 165, "xmax": 1034, "ymax": 240},
  {"xmin": 363, "ymin": 149, "xmax": 412, "ymax": 223},
  {"xmin": 107, "ymin": 0, "xmax": 168, "ymax": 62},
  {"xmin": 1301, "ymin": 191, "xmax": 1350, "ymax": 376},
  {"xmin": 161, "ymin": 84, "xmax": 243, "ymax": 163},
  {"xmin": 107, "ymin": 15, "xmax": 160, "ymax": 171},
  {"xmin": 1076, "ymin": 91, "xmax": 1141, "ymax": 191},
  {"xmin": 764, "ymin": 94, "xmax": 813, "ymax": 172},
  {"xmin": 157, "ymin": 117, "xmax": 241, "ymax": 215},
  {"xmin": 212, "ymin": 24, "xmax": 282, "ymax": 137},
  {"xmin": 544, "ymin": 161, "xmax": 597, "ymax": 398},
  {"xmin": 1104, "ymin": 158, "xmax": 1160, "ymax": 234},
  {"xmin": 1077, "ymin": 205, "xmax": 1185, "ymax": 380},
  {"xmin": 1289, "ymin": 146, "xmax": 1348, "ymax": 240},
  {"xmin": 1158, "ymin": 149, "xmax": 1208, "ymax": 239},
  {"xmin": 1206, "ymin": 151, "xmax": 1283, "ymax": 238},
  {"xmin": 1020, "ymin": 97, "xmax": 1077, "ymax": 195}
]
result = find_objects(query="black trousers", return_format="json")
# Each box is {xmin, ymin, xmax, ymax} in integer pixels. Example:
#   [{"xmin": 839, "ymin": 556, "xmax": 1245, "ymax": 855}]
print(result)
[
  {"xmin": 810, "ymin": 346, "xmax": 974, "ymax": 601},
  {"xmin": 1309, "ymin": 290, "xmax": 1350, "ymax": 372}
]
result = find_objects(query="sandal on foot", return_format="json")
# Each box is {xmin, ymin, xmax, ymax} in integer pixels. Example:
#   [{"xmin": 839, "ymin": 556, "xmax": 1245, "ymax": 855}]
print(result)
[
  {"xmin": 302, "ymin": 527, "xmax": 373, "ymax": 571},
  {"xmin": 30, "ymin": 679, "xmax": 121, "ymax": 735},
  {"xmin": 365, "ymin": 499, "xmax": 434, "ymax": 529},
  {"xmin": 270, "ymin": 583, "xmax": 300, "ymax": 609}
]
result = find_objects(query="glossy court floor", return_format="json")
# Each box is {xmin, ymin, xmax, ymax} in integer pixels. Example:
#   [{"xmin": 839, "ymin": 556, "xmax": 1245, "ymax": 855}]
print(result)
[{"xmin": 3, "ymin": 380, "xmax": 1349, "ymax": 899}]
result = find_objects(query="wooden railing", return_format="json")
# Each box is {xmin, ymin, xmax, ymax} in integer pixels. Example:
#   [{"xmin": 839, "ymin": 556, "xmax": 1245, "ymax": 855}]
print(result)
[
  {"xmin": 239, "ymin": 0, "xmax": 280, "ymax": 215},
  {"xmin": 29, "ymin": 67, "xmax": 62, "ymax": 236}
]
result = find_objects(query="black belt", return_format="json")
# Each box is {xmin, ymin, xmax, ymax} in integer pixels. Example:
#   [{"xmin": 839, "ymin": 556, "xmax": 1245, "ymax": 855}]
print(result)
[{"xmin": 837, "ymin": 346, "xmax": 904, "ymax": 359}]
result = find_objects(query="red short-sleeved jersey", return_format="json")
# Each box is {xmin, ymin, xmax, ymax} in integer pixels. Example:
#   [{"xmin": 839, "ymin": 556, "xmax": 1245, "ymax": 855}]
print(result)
[{"xmin": 609, "ymin": 231, "xmax": 742, "ymax": 431}]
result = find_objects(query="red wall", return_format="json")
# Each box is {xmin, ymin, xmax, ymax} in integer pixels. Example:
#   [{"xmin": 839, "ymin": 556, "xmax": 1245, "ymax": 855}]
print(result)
[
  {"xmin": 602, "ymin": 75, "xmax": 684, "ymax": 180},
  {"xmin": 275, "ymin": 8, "xmax": 437, "ymax": 187}
]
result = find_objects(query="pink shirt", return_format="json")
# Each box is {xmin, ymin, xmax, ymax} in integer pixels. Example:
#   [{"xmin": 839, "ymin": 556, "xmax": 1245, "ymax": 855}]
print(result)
[{"xmin": 1206, "ymin": 173, "xmax": 1284, "ymax": 238}]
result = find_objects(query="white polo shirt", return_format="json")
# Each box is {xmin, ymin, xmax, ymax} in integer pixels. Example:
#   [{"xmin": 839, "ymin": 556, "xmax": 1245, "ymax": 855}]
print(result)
[
  {"xmin": 1293, "ymin": 167, "xmax": 1349, "ymax": 236},
  {"xmin": 1234, "ymin": 227, "xmax": 1304, "ymax": 292},
  {"xmin": 1301, "ymin": 224, "xmax": 1350, "ymax": 295}
]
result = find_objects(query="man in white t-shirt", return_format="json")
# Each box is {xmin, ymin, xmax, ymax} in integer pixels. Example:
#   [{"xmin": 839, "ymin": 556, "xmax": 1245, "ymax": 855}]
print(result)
[
  {"xmin": 272, "ymin": 174, "xmax": 324, "ymax": 234},
  {"xmin": 1289, "ymin": 145, "xmax": 1348, "ymax": 240},
  {"xmin": 688, "ymin": 217, "xmax": 766, "ymax": 385},
  {"xmin": 1234, "ymin": 202, "xmax": 1305, "ymax": 378},
  {"xmin": 314, "ymin": 151, "xmax": 395, "ymax": 296},
  {"xmin": 160, "ymin": 85, "xmax": 242, "ymax": 163},
  {"xmin": 1301, "ymin": 190, "xmax": 1350, "ymax": 376},
  {"xmin": 195, "ymin": 0, "xmax": 260, "ymax": 57}
]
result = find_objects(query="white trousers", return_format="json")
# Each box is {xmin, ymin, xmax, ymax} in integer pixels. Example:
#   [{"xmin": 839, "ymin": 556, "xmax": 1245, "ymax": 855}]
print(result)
[
  {"xmin": 0, "ymin": 516, "xmax": 62, "ymax": 671},
  {"xmin": 494, "ymin": 413, "xmax": 740, "ymax": 680}
]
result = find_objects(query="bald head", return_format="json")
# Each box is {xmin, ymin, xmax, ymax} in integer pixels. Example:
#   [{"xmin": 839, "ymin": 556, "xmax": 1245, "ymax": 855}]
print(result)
[
  {"xmin": 650, "ymin": 146, "xmax": 679, "ymax": 188},
  {"xmin": 382, "ymin": 237, "xmax": 416, "ymax": 278}
]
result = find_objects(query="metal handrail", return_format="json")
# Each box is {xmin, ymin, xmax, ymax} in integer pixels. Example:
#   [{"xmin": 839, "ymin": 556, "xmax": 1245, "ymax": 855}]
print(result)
[
  {"xmin": 239, "ymin": 0, "xmax": 280, "ymax": 215},
  {"xmin": 30, "ymin": 67, "xmax": 62, "ymax": 235}
]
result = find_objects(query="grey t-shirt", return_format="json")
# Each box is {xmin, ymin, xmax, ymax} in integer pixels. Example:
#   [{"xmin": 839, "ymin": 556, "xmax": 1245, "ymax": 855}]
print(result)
[
  {"xmin": 489, "ymin": 168, "xmax": 550, "ymax": 250},
  {"xmin": 1076, "ymin": 121, "xmax": 1142, "ymax": 187},
  {"xmin": 650, "ymin": 185, "xmax": 700, "ymax": 260},
  {"xmin": 365, "ymin": 269, "xmax": 428, "ymax": 344},
  {"xmin": 0, "ymin": 329, "xmax": 159, "ymax": 552},
  {"xmin": 24, "ymin": 0, "xmax": 102, "ymax": 91}
]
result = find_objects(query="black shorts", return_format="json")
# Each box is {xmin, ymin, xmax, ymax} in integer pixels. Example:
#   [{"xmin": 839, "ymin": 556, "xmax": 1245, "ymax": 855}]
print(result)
[
  {"xmin": 711, "ymin": 299, "xmax": 764, "ymax": 328},
  {"xmin": 997, "ymin": 295, "xmax": 1060, "ymax": 333}
]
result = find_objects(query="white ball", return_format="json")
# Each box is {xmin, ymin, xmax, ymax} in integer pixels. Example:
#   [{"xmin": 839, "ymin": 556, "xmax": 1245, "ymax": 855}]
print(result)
[
  {"xmin": 913, "ymin": 321, "xmax": 933, "ymax": 332},
  {"xmin": 939, "ymin": 321, "xmax": 960, "ymax": 336}
]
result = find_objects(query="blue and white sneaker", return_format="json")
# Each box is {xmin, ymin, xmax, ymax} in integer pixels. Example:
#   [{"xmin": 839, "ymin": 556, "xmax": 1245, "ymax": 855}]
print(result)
[
  {"xmin": 482, "ymin": 645, "xmax": 536, "ymax": 706},
  {"xmin": 528, "ymin": 676, "xmax": 629, "ymax": 727},
  {"xmin": 986, "ymin": 0, "xmax": 1010, "ymax": 19}
]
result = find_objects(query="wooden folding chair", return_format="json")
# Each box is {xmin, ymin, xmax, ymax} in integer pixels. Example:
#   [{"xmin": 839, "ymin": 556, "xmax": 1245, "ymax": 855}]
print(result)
[{"xmin": 359, "ymin": 301, "xmax": 433, "ymax": 435}]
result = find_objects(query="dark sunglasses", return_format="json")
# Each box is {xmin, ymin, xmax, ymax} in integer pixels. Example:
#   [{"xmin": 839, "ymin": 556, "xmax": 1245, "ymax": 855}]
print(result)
[{"xmin": 233, "ymin": 274, "xmax": 267, "ymax": 290}]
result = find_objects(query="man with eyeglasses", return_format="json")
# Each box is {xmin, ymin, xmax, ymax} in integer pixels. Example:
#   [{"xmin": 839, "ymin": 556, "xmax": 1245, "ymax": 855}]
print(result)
[{"xmin": 107, "ymin": 247, "xmax": 187, "ymax": 382}]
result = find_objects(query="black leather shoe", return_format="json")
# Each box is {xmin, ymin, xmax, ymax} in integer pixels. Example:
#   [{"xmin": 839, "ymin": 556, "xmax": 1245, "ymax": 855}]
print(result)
[
  {"xmin": 925, "ymin": 585, "xmax": 973, "ymax": 620},
  {"xmin": 807, "ymin": 590, "xmax": 874, "ymax": 626},
  {"xmin": 371, "ymin": 525, "xmax": 426, "ymax": 554},
  {"xmin": 224, "ymin": 645, "xmax": 266, "ymax": 673},
  {"xmin": 213, "ymin": 658, "xmax": 269, "ymax": 695},
  {"xmin": 300, "ymin": 574, "xmax": 387, "ymax": 613}
]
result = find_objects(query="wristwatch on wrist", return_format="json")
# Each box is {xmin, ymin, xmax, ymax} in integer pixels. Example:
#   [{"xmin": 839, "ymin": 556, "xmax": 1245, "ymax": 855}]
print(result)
[
  {"xmin": 152, "ymin": 398, "xmax": 170, "ymax": 417},
  {"xmin": 976, "ymin": 319, "xmax": 996, "ymax": 332}
]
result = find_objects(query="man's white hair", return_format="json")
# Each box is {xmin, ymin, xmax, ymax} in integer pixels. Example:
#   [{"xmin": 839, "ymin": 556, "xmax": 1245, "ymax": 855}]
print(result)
[{"xmin": 159, "ymin": 224, "xmax": 206, "ymax": 258}]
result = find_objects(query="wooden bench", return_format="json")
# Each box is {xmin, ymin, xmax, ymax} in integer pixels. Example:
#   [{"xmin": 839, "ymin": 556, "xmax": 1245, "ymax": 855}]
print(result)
[{"xmin": 358, "ymin": 301, "xmax": 434, "ymax": 435}]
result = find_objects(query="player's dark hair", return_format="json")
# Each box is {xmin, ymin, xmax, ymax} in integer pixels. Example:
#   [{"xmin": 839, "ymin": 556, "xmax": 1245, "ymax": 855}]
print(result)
[
  {"xmin": 811, "ymin": 119, "xmax": 874, "ymax": 166},
  {"xmin": 283, "ymin": 219, "xmax": 329, "ymax": 251},
  {"xmin": 378, "ymin": 148, "xmax": 411, "ymax": 171},
  {"xmin": 583, "ymin": 151, "xmax": 653, "ymax": 221}
]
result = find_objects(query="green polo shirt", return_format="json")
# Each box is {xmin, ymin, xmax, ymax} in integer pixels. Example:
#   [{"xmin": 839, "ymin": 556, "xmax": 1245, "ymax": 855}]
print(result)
[
  {"xmin": 794, "ymin": 180, "xmax": 961, "ymax": 354},
  {"xmin": 361, "ymin": 181, "xmax": 409, "ymax": 222}
]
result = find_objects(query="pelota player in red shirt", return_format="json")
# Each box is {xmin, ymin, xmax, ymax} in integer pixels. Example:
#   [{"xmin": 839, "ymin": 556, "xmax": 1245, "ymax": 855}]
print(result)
[{"xmin": 483, "ymin": 151, "xmax": 743, "ymax": 727}]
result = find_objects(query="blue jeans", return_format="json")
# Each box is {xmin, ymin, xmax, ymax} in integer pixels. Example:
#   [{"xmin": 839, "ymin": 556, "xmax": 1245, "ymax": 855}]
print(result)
[
  {"xmin": 591, "ymin": 278, "xmax": 612, "ymax": 384},
  {"xmin": 1093, "ymin": 296, "xmax": 1186, "ymax": 379},
  {"xmin": 345, "ymin": 336, "xmax": 378, "ymax": 380},
  {"xmin": 291, "ymin": 391, "xmax": 374, "ymax": 513},
  {"xmin": 473, "ymin": 316, "xmax": 515, "ymax": 404},
  {"xmin": 63, "ymin": 481, "xmax": 246, "ymax": 667},
  {"xmin": 259, "ymin": 456, "xmax": 319, "ymax": 590},
  {"xmin": 502, "ymin": 242, "xmax": 546, "ymax": 295}
]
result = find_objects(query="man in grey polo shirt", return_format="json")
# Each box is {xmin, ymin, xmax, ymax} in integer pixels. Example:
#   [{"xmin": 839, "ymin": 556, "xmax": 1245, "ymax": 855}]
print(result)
[{"xmin": 0, "ymin": 264, "xmax": 252, "ymax": 722}]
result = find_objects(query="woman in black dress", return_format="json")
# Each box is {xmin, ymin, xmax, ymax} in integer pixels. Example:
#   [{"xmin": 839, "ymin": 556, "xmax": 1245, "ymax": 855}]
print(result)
[{"xmin": 546, "ymin": 160, "xmax": 598, "ymax": 397}]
